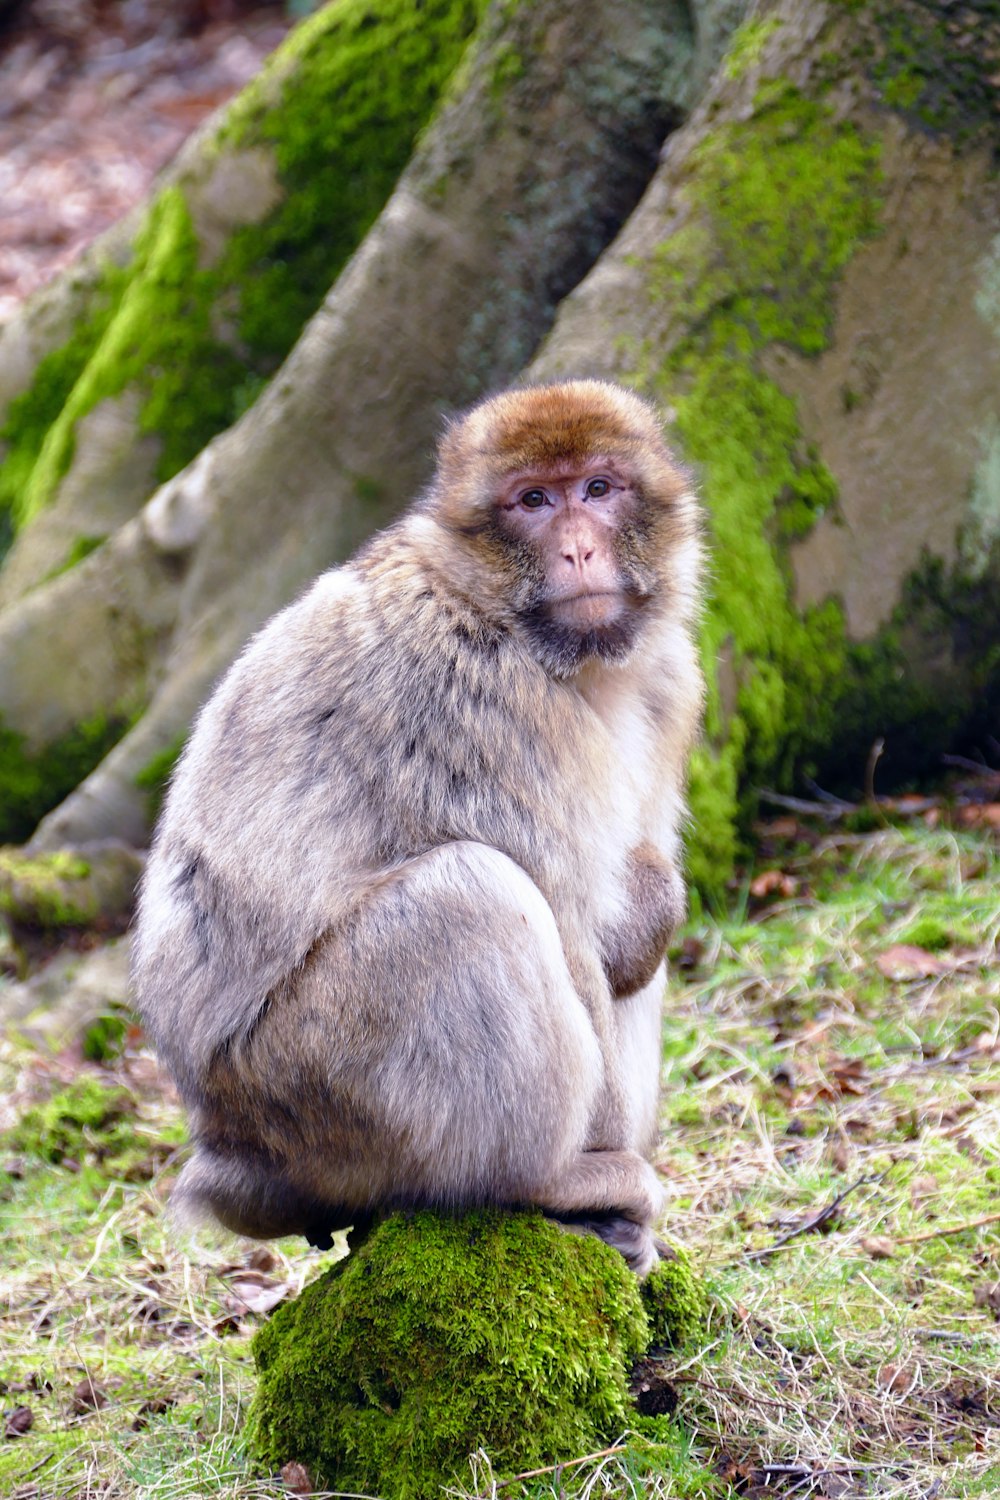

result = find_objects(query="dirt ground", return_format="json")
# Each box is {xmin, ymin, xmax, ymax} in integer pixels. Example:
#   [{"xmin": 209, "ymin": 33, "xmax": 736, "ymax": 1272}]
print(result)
[{"xmin": 0, "ymin": 0, "xmax": 293, "ymax": 321}]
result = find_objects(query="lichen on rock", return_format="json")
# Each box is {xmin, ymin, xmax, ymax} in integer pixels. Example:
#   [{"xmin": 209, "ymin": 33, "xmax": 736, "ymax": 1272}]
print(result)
[{"xmin": 247, "ymin": 1210, "xmax": 706, "ymax": 1498}]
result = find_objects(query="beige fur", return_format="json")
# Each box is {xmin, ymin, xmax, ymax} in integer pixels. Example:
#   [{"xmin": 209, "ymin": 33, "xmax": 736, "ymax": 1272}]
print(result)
[{"xmin": 132, "ymin": 380, "xmax": 703, "ymax": 1274}]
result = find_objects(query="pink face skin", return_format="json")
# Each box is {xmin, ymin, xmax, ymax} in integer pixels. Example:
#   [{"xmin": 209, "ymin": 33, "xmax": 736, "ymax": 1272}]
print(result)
[{"xmin": 497, "ymin": 460, "xmax": 637, "ymax": 629}]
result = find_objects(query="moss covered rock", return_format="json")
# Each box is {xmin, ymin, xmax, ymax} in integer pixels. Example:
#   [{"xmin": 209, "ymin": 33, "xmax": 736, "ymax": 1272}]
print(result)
[
  {"xmin": 0, "ymin": 844, "xmax": 142, "ymax": 930},
  {"xmin": 247, "ymin": 1210, "xmax": 671, "ymax": 1497},
  {"xmin": 641, "ymin": 1246, "xmax": 709, "ymax": 1350}
]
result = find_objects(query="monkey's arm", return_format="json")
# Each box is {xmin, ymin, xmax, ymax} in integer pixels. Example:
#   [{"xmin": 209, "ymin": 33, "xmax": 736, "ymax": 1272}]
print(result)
[{"xmin": 600, "ymin": 842, "xmax": 685, "ymax": 1000}]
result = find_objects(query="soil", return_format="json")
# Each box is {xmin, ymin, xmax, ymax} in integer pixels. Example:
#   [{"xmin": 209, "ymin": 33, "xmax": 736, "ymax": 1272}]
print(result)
[{"xmin": 0, "ymin": 0, "xmax": 293, "ymax": 321}]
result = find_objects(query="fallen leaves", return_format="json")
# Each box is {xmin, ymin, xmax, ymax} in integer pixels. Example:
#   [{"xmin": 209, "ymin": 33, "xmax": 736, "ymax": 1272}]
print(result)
[
  {"xmin": 860, "ymin": 1235, "xmax": 895, "ymax": 1260},
  {"xmin": 280, "ymin": 1460, "xmax": 315, "ymax": 1494},
  {"xmin": 749, "ymin": 868, "xmax": 800, "ymax": 902},
  {"xmin": 973, "ymin": 1282, "xmax": 1000, "ymax": 1321},
  {"xmin": 0, "ymin": 0, "xmax": 291, "ymax": 319},
  {"xmin": 877, "ymin": 1360, "xmax": 918, "ymax": 1396},
  {"xmin": 222, "ymin": 1276, "xmax": 291, "ymax": 1317},
  {"xmin": 69, "ymin": 1377, "xmax": 107, "ymax": 1415},
  {"xmin": 875, "ymin": 945, "xmax": 948, "ymax": 982},
  {"xmin": 4, "ymin": 1405, "xmax": 33, "ymax": 1438}
]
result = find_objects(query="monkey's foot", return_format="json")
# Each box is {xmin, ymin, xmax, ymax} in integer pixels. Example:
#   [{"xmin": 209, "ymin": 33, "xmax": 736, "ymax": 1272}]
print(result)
[
  {"xmin": 551, "ymin": 1211, "xmax": 659, "ymax": 1277},
  {"xmin": 305, "ymin": 1214, "xmax": 375, "ymax": 1255}
]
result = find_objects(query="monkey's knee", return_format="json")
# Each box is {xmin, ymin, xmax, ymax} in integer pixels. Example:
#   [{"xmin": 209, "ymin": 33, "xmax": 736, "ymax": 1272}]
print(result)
[
  {"xmin": 266, "ymin": 840, "xmax": 602, "ymax": 1209},
  {"xmin": 373, "ymin": 842, "xmax": 603, "ymax": 1181}
]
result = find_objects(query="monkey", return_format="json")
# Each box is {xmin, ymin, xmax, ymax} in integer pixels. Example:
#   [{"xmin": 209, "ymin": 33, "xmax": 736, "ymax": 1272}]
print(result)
[{"xmin": 131, "ymin": 379, "xmax": 703, "ymax": 1276}]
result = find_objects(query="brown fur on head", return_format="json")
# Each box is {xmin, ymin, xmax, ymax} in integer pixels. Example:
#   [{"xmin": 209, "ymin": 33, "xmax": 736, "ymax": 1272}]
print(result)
[
  {"xmin": 432, "ymin": 380, "xmax": 686, "ymax": 527},
  {"xmin": 427, "ymin": 380, "xmax": 698, "ymax": 677}
]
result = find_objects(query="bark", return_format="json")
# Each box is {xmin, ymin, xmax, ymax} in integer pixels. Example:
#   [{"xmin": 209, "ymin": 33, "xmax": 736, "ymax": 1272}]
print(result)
[{"xmin": 1, "ymin": 0, "xmax": 745, "ymax": 849}]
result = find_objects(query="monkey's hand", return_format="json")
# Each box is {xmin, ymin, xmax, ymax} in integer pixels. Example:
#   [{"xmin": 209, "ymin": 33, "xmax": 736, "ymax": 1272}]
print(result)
[{"xmin": 602, "ymin": 843, "xmax": 685, "ymax": 999}]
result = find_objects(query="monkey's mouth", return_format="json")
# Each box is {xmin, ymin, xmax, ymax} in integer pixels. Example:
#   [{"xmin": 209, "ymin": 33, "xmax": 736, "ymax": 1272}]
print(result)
[{"xmin": 548, "ymin": 591, "xmax": 626, "ymax": 629}]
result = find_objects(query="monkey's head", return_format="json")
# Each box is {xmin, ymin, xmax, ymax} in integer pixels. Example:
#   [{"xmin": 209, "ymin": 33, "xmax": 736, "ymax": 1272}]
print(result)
[{"xmin": 430, "ymin": 380, "xmax": 699, "ymax": 678}]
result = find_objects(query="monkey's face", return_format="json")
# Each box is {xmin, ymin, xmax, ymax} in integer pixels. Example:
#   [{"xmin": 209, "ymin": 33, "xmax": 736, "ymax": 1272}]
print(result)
[
  {"xmin": 431, "ymin": 380, "xmax": 698, "ymax": 680},
  {"xmin": 492, "ymin": 460, "xmax": 654, "ymax": 677}
]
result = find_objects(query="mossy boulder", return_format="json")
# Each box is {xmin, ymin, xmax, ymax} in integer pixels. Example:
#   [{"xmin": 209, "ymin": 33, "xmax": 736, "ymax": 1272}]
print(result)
[
  {"xmin": 641, "ymin": 1247, "xmax": 709, "ymax": 1350},
  {"xmin": 247, "ymin": 1210, "xmax": 707, "ymax": 1497},
  {"xmin": 0, "ymin": 843, "xmax": 142, "ymax": 931}
]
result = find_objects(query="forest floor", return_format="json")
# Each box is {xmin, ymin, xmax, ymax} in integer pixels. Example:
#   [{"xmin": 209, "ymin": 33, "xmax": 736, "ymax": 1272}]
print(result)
[
  {"xmin": 0, "ymin": 818, "xmax": 998, "ymax": 1499},
  {"xmin": 0, "ymin": 0, "xmax": 292, "ymax": 321}
]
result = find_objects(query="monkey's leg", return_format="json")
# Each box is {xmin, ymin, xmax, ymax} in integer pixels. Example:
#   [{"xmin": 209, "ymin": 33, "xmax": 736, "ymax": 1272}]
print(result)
[{"xmin": 182, "ymin": 841, "xmax": 662, "ymax": 1270}]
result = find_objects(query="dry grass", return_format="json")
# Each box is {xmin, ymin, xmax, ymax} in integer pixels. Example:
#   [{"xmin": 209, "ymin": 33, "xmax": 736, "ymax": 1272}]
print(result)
[{"xmin": 1, "ymin": 825, "xmax": 998, "ymax": 1498}]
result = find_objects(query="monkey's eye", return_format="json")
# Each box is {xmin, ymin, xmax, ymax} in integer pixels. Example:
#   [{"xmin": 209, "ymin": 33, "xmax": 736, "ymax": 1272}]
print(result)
[
  {"xmin": 586, "ymin": 477, "xmax": 611, "ymax": 498},
  {"xmin": 520, "ymin": 488, "xmax": 548, "ymax": 509}
]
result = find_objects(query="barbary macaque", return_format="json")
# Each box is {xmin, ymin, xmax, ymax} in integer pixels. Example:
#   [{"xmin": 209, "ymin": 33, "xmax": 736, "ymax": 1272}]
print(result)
[{"xmin": 132, "ymin": 380, "xmax": 703, "ymax": 1275}]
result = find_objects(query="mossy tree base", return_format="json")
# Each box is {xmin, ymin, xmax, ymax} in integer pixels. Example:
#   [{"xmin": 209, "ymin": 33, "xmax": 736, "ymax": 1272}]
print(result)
[{"xmin": 247, "ymin": 1210, "xmax": 706, "ymax": 1499}]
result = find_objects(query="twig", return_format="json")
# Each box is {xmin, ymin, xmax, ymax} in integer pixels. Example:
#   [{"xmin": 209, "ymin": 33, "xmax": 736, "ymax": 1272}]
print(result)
[
  {"xmin": 14, "ymin": 1452, "xmax": 55, "ymax": 1479},
  {"xmin": 898, "ymin": 1209, "xmax": 1000, "ymax": 1245},
  {"xmin": 802, "ymin": 777, "xmax": 857, "ymax": 810},
  {"xmin": 864, "ymin": 736, "xmax": 887, "ymax": 819},
  {"xmin": 742, "ymin": 1174, "xmax": 885, "ymax": 1263},
  {"xmin": 941, "ymin": 753, "xmax": 998, "ymax": 777},
  {"xmin": 478, "ymin": 1444, "xmax": 625, "ymax": 1493},
  {"xmin": 757, "ymin": 789, "xmax": 850, "ymax": 821}
]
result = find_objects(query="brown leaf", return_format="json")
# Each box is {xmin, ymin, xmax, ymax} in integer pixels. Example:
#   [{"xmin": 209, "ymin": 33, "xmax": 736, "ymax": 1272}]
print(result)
[
  {"xmin": 280, "ymin": 1461, "xmax": 314, "ymax": 1494},
  {"xmin": 224, "ymin": 1278, "xmax": 291, "ymax": 1316},
  {"xmin": 245, "ymin": 1245, "xmax": 277, "ymax": 1273},
  {"xmin": 875, "ymin": 945, "xmax": 946, "ymax": 981},
  {"xmin": 861, "ymin": 1235, "xmax": 895, "ymax": 1259},
  {"xmin": 675, "ymin": 935, "xmax": 704, "ymax": 971},
  {"xmin": 831, "ymin": 1138, "xmax": 852, "ymax": 1173},
  {"xmin": 71, "ymin": 1376, "xmax": 108, "ymax": 1414},
  {"xmin": 878, "ymin": 1360, "xmax": 917, "ymax": 1394},
  {"xmin": 749, "ymin": 868, "xmax": 798, "ymax": 900},
  {"xmin": 758, "ymin": 815, "xmax": 800, "ymax": 839},
  {"xmin": 131, "ymin": 1393, "xmax": 177, "ymax": 1431},
  {"xmin": 957, "ymin": 803, "xmax": 1000, "ymax": 829},
  {"xmin": 4, "ymin": 1405, "xmax": 33, "ymax": 1438},
  {"xmin": 973, "ymin": 1282, "xmax": 1000, "ymax": 1320}
]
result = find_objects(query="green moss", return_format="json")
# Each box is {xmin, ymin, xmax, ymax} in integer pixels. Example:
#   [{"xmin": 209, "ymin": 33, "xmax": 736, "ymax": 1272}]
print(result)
[
  {"xmin": 724, "ymin": 16, "xmax": 783, "ymax": 81},
  {"xmin": 9, "ymin": 1077, "xmax": 132, "ymax": 1165},
  {"xmin": 81, "ymin": 1009, "xmax": 130, "ymax": 1063},
  {"xmin": 3, "ymin": 0, "xmax": 486, "ymax": 531},
  {"xmin": 867, "ymin": 2, "xmax": 1000, "ymax": 151},
  {"xmin": 0, "ymin": 287, "xmax": 121, "ymax": 545},
  {"xmin": 20, "ymin": 188, "xmax": 248, "ymax": 523},
  {"xmin": 641, "ymin": 1248, "xmax": 709, "ymax": 1349},
  {"xmin": 807, "ymin": 547, "xmax": 1000, "ymax": 793},
  {"xmin": 217, "ymin": 0, "xmax": 488, "ymax": 360},
  {"xmin": 0, "ymin": 848, "xmax": 96, "ymax": 929},
  {"xmin": 0, "ymin": 712, "xmax": 129, "ymax": 844},
  {"xmin": 247, "ymin": 1210, "xmax": 650, "ymax": 1498},
  {"xmin": 636, "ymin": 79, "xmax": 883, "ymax": 888}
]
